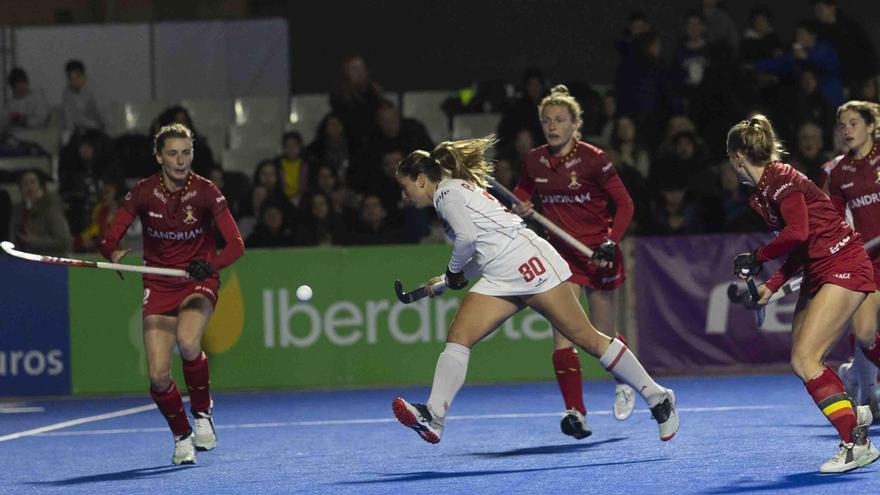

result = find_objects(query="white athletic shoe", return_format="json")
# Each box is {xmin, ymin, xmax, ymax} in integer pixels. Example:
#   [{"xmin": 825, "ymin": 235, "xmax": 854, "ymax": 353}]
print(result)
[
  {"xmin": 192, "ymin": 406, "xmax": 216, "ymax": 452},
  {"xmin": 614, "ymin": 382, "xmax": 636, "ymax": 421},
  {"xmin": 392, "ymin": 397, "xmax": 443, "ymax": 444},
  {"xmin": 650, "ymin": 388, "xmax": 678, "ymax": 441},
  {"xmin": 560, "ymin": 409, "xmax": 592, "ymax": 439},
  {"xmin": 819, "ymin": 406, "xmax": 879, "ymax": 473},
  {"xmin": 172, "ymin": 430, "xmax": 196, "ymax": 465}
]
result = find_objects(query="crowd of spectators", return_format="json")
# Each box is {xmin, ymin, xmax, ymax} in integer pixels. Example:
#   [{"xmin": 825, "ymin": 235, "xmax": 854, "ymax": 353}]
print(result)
[{"xmin": 0, "ymin": 0, "xmax": 878, "ymax": 255}]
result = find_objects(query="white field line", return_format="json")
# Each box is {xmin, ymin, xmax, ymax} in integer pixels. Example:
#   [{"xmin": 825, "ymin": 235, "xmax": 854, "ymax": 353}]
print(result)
[
  {"xmin": 0, "ymin": 406, "xmax": 45, "ymax": 414},
  {"xmin": 7, "ymin": 404, "xmax": 786, "ymax": 440}
]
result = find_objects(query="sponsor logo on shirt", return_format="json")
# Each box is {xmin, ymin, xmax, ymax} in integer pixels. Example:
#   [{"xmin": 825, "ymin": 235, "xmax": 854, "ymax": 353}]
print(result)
[
  {"xmin": 148, "ymin": 211, "xmax": 163, "ymax": 218},
  {"xmin": 772, "ymin": 182, "xmax": 793, "ymax": 201},
  {"xmin": 182, "ymin": 190, "xmax": 198, "ymax": 203},
  {"xmin": 125, "ymin": 192, "xmax": 132, "ymax": 201},
  {"xmin": 567, "ymin": 172, "xmax": 582, "ymax": 190},
  {"xmin": 847, "ymin": 193, "xmax": 880, "ymax": 210},
  {"xmin": 535, "ymin": 178, "xmax": 549, "ymax": 183},
  {"xmin": 601, "ymin": 162, "xmax": 613, "ymax": 173},
  {"xmin": 841, "ymin": 182, "xmax": 854, "ymax": 189},
  {"xmin": 145, "ymin": 226, "xmax": 204, "ymax": 241},
  {"xmin": 539, "ymin": 193, "xmax": 592, "ymax": 204},
  {"xmin": 152, "ymin": 188, "xmax": 167, "ymax": 204},
  {"xmin": 842, "ymin": 165, "xmax": 857, "ymax": 172},
  {"xmin": 834, "ymin": 273, "xmax": 852, "ymax": 280},
  {"xmin": 216, "ymin": 196, "xmax": 226, "ymax": 203},
  {"xmin": 183, "ymin": 205, "xmax": 197, "ymax": 224},
  {"xmin": 830, "ymin": 235, "xmax": 852, "ymax": 254},
  {"xmin": 565, "ymin": 157, "xmax": 582, "ymax": 169}
]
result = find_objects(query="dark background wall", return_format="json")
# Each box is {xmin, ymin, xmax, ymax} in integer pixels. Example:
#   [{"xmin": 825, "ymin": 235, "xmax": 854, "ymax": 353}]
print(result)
[{"xmin": 253, "ymin": 0, "xmax": 880, "ymax": 93}]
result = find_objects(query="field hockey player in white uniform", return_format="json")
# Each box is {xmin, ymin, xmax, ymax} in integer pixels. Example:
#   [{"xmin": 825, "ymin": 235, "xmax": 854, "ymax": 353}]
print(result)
[{"xmin": 391, "ymin": 135, "xmax": 679, "ymax": 444}]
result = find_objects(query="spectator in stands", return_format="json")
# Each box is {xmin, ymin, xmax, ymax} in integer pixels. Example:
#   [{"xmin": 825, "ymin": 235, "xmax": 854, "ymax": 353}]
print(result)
[
  {"xmin": 275, "ymin": 131, "xmax": 309, "ymax": 203},
  {"xmin": 352, "ymin": 99, "xmax": 433, "ymax": 191},
  {"xmin": 365, "ymin": 149, "xmax": 406, "ymax": 227},
  {"xmin": 296, "ymin": 191, "xmax": 346, "ymax": 247},
  {"xmin": 740, "ymin": 5, "xmax": 783, "ymax": 64},
  {"xmin": 812, "ymin": 0, "xmax": 879, "ymax": 92},
  {"xmin": 852, "ymin": 77, "xmax": 880, "ymax": 104},
  {"xmin": 615, "ymin": 12, "xmax": 652, "ymax": 57},
  {"xmin": 61, "ymin": 59, "xmax": 104, "ymax": 133},
  {"xmin": 752, "ymin": 20, "xmax": 843, "ymax": 107},
  {"xmin": 497, "ymin": 68, "xmax": 547, "ymax": 151},
  {"xmin": 305, "ymin": 113, "xmax": 350, "ymax": 177},
  {"xmin": 252, "ymin": 159, "xmax": 287, "ymax": 204},
  {"xmin": 651, "ymin": 130, "xmax": 711, "ymax": 195},
  {"xmin": 790, "ymin": 69, "xmax": 836, "ymax": 141},
  {"xmin": 76, "ymin": 181, "xmax": 121, "ymax": 252},
  {"xmin": 237, "ymin": 184, "xmax": 268, "ymax": 240},
  {"xmin": 674, "ymin": 9, "xmax": 731, "ymax": 116},
  {"xmin": 58, "ymin": 131, "xmax": 111, "ymax": 236},
  {"xmin": 596, "ymin": 90, "xmax": 617, "ymax": 145},
  {"xmin": 330, "ymin": 55, "xmax": 384, "ymax": 150},
  {"xmin": 152, "ymin": 106, "xmax": 216, "ymax": 176},
  {"xmin": 790, "ymin": 122, "xmax": 830, "ymax": 184},
  {"xmin": 615, "ymin": 30, "xmax": 673, "ymax": 150},
  {"xmin": 702, "ymin": 0, "xmax": 738, "ymax": 54},
  {"xmin": 312, "ymin": 163, "xmax": 358, "ymax": 225},
  {"xmin": 245, "ymin": 199, "xmax": 297, "ymax": 248},
  {"xmin": 2, "ymin": 68, "xmax": 48, "ymax": 130},
  {"xmin": 9, "ymin": 169, "xmax": 72, "ymax": 256},
  {"xmin": 208, "ymin": 166, "xmax": 247, "ymax": 220},
  {"xmin": 346, "ymin": 194, "xmax": 404, "ymax": 245},
  {"xmin": 607, "ymin": 115, "xmax": 650, "ymax": 179},
  {"xmin": 646, "ymin": 180, "xmax": 704, "ymax": 235}
]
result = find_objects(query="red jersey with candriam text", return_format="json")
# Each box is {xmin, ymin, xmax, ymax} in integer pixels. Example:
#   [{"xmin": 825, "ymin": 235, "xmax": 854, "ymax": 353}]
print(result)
[
  {"xmin": 518, "ymin": 141, "xmax": 617, "ymax": 246},
  {"xmin": 750, "ymin": 162, "xmax": 859, "ymax": 263},
  {"xmin": 827, "ymin": 143, "xmax": 880, "ymax": 245},
  {"xmin": 121, "ymin": 173, "xmax": 228, "ymax": 282}
]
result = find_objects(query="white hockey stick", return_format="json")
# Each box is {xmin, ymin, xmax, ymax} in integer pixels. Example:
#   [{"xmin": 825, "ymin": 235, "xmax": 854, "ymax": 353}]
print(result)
[
  {"xmin": 488, "ymin": 178, "xmax": 595, "ymax": 258},
  {"xmin": 766, "ymin": 235, "xmax": 880, "ymax": 303},
  {"xmin": 1, "ymin": 241, "xmax": 189, "ymax": 278}
]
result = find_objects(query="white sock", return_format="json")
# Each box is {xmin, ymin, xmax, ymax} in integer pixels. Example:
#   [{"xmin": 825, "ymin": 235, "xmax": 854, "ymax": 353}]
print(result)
[
  {"xmin": 599, "ymin": 338, "xmax": 666, "ymax": 407},
  {"xmin": 426, "ymin": 343, "xmax": 471, "ymax": 420}
]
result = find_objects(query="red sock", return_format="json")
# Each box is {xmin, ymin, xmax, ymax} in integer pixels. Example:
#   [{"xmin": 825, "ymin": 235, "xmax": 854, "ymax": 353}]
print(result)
[
  {"xmin": 553, "ymin": 347, "xmax": 586, "ymax": 414},
  {"xmin": 861, "ymin": 334, "xmax": 880, "ymax": 368},
  {"xmin": 150, "ymin": 381, "xmax": 191, "ymax": 436},
  {"xmin": 182, "ymin": 352, "xmax": 211, "ymax": 412},
  {"xmin": 805, "ymin": 367, "xmax": 856, "ymax": 443}
]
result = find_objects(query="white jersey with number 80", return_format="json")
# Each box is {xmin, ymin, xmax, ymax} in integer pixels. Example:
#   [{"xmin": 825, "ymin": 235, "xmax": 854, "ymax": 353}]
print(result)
[{"xmin": 433, "ymin": 178, "xmax": 572, "ymax": 296}]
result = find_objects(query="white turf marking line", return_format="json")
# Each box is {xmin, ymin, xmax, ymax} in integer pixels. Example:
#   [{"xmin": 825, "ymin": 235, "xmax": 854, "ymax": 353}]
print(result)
[
  {"xmin": 0, "ymin": 403, "xmax": 158, "ymax": 443},
  {"xmin": 32, "ymin": 404, "xmax": 785, "ymax": 439},
  {"xmin": 0, "ymin": 406, "xmax": 45, "ymax": 414}
]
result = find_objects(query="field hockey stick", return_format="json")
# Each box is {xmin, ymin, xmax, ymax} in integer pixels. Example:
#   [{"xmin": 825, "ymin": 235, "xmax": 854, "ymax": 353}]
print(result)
[
  {"xmin": 765, "ymin": 235, "xmax": 880, "ymax": 304},
  {"xmin": 746, "ymin": 278, "xmax": 766, "ymax": 327},
  {"xmin": 394, "ymin": 277, "xmax": 447, "ymax": 304},
  {"xmin": 1, "ymin": 241, "xmax": 189, "ymax": 278},
  {"xmin": 488, "ymin": 178, "xmax": 595, "ymax": 258}
]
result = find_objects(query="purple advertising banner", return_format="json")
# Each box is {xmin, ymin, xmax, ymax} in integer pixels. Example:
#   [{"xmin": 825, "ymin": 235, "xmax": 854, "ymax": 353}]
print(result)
[{"xmin": 634, "ymin": 233, "xmax": 849, "ymax": 374}]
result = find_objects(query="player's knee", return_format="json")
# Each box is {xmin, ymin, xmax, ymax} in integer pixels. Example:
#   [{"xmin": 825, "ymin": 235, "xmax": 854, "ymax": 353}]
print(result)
[
  {"xmin": 149, "ymin": 374, "xmax": 172, "ymax": 392},
  {"xmin": 851, "ymin": 320, "xmax": 878, "ymax": 346},
  {"xmin": 176, "ymin": 339, "xmax": 202, "ymax": 361}
]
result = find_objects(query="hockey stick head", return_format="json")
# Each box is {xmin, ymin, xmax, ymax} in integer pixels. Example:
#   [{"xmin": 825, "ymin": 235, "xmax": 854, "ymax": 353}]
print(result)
[
  {"xmin": 395, "ymin": 279, "xmax": 426, "ymax": 304},
  {"xmin": 746, "ymin": 278, "xmax": 766, "ymax": 327}
]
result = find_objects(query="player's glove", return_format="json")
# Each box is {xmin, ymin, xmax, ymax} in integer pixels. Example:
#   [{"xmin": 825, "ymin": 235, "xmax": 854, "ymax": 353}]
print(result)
[
  {"xmin": 592, "ymin": 239, "xmax": 617, "ymax": 263},
  {"xmin": 445, "ymin": 268, "xmax": 468, "ymax": 290},
  {"xmin": 733, "ymin": 251, "xmax": 762, "ymax": 278},
  {"xmin": 187, "ymin": 260, "xmax": 214, "ymax": 281}
]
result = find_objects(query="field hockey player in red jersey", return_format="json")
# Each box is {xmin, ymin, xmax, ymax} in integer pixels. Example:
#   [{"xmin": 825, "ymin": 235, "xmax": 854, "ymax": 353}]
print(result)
[
  {"xmin": 100, "ymin": 123, "xmax": 244, "ymax": 464},
  {"xmin": 727, "ymin": 114, "xmax": 879, "ymax": 473},
  {"xmin": 512, "ymin": 85, "xmax": 637, "ymax": 438}
]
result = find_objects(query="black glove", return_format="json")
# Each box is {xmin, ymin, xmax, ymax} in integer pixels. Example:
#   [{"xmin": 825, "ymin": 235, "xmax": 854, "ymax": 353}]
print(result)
[
  {"xmin": 187, "ymin": 260, "xmax": 214, "ymax": 281},
  {"xmin": 733, "ymin": 251, "xmax": 762, "ymax": 278},
  {"xmin": 592, "ymin": 239, "xmax": 617, "ymax": 263},
  {"xmin": 445, "ymin": 268, "xmax": 468, "ymax": 290}
]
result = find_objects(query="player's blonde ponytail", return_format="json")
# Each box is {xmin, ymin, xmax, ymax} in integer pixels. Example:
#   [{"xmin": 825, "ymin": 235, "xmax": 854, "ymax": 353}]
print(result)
[
  {"xmin": 429, "ymin": 135, "xmax": 497, "ymax": 189},
  {"xmin": 726, "ymin": 114, "xmax": 785, "ymax": 165}
]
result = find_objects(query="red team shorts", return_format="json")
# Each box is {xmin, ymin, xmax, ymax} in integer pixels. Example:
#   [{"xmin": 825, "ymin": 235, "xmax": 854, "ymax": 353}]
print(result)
[
  {"xmin": 554, "ymin": 241, "xmax": 625, "ymax": 291},
  {"xmin": 803, "ymin": 242, "xmax": 875, "ymax": 296},
  {"xmin": 142, "ymin": 276, "xmax": 220, "ymax": 316}
]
